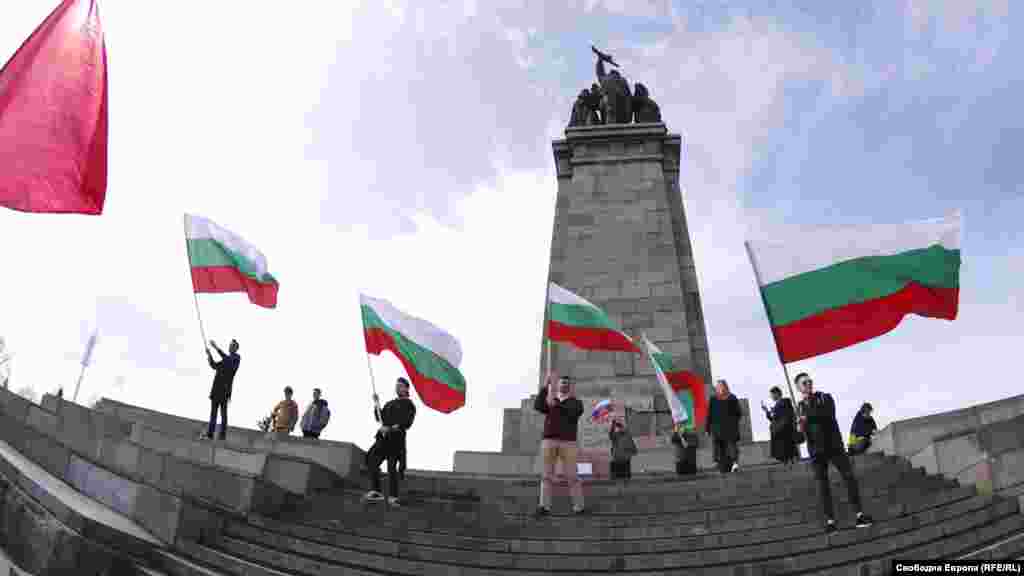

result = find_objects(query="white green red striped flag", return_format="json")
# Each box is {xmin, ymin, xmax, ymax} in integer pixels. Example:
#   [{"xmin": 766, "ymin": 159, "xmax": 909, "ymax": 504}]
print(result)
[
  {"xmin": 745, "ymin": 211, "xmax": 961, "ymax": 363},
  {"xmin": 185, "ymin": 214, "xmax": 279, "ymax": 309},
  {"xmin": 641, "ymin": 334, "xmax": 707, "ymax": 430},
  {"xmin": 360, "ymin": 294, "xmax": 466, "ymax": 413},
  {"xmin": 547, "ymin": 282, "xmax": 639, "ymax": 353}
]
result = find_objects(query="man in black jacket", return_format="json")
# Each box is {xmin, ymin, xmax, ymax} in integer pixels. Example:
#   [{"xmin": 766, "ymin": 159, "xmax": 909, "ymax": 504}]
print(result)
[
  {"xmin": 363, "ymin": 377, "xmax": 416, "ymax": 507},
  {"xmin": 796, "ymin": 372, "xmax": 874, "ymax": 532},
  {"xmin": 205, "ymin": 339, "xmax": 240, "ymax": 441}
]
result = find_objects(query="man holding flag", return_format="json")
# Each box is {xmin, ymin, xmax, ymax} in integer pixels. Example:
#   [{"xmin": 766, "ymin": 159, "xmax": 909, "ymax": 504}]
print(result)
[{"xmin": 205, "ymin": 339, "xmax": 240, "ymax": 441}]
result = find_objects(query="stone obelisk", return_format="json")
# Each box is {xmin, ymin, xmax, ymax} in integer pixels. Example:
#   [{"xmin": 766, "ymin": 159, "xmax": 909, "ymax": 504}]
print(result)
[{"xmin": 452, "ymin": 49, "xmax": 754, "ymax": 475}]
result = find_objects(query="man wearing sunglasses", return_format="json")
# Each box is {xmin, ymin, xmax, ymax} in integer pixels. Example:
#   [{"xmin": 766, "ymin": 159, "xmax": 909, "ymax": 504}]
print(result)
[{"xmin": 796, "ymin": 372, "xmax": 874, "ymax": 533}]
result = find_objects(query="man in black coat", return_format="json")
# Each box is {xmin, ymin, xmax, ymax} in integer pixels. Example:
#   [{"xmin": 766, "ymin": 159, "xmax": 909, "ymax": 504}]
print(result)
[
  {"xmin": 763, "ymin": 386, "xmax": 798, "ymax": 465},
  {"xmin": 205, "ymin": 339, "xmax": 240, "ymax": 440},
  {"xmin": 364, "ymin": 377, "xmax": 416, "ymax": 507},
  {"xmin": 796, "ymin": 372, "xmax": 874, "ymax": 532},
  {"xmin": 706, "ymin": 379, "xmax": 743, "ymax": 473}
]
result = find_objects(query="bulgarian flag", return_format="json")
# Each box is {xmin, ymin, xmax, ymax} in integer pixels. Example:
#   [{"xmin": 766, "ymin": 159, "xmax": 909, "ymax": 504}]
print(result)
[
  {"xmin": 360, "ymin": 294, "xmax": 466, "ymax": 413},
  {"xmin": 547, "ymin": 282, "xmax": 640, "ymax": 352},
  {"xmin": 185, "ymin": 214, "xmax": 279, "ymax": 309},
  {"xmin": 746, "ymin": 211, "xmax": 961, "ymax": 363},
  {"xmin": 642, "ymin": 334, "xmax": 707, "ymax": 430}
]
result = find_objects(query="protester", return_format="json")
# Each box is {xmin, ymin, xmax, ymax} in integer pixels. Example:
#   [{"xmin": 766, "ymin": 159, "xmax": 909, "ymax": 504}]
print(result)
[
  {"xmin": 671, "ymin": 426, "xmax": 697, "ymax": 475},
  {"xmin": 847, "ymin": 403, "xmax": 878, "ymax": 455},
  {"xmin": 364, "ymin": 377, "xmax": 416, "ymax": 506},
  {"xmin": 763, "ymin": 386, "xmax": 799, "ymax": 466},
  {"xmin": 205, "ymin": 339, "xmax": 240, "ymax": 441},
  {"xmin": 796, "ymin": 372, "xmax": 874, "ymax": 532},
  {"xmin": 300, "ymin": 388, "xmax": 331, "ymax": 439},
  {"xmin": 608, "ymin": 416, "xmax": 637, "ymax": 483},
  {"xmin": 706, "ymin": 379, "xmax": 743, "ymax": 473},
  {"xmin": 534, "ymin": 372, "xmax": 586, "ymax": 516},
  {"xmin": 271, "ymin": 386, "xmax": 299, "ymax": 435}
]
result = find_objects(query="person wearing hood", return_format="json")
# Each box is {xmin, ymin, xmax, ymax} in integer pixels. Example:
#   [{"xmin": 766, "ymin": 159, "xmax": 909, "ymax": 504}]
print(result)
[
  {"xmin": 533, "ymin": 372, "xmax": 586, "ymax": 517},
  {"xmin": 301, "ymin": 388, "xmax": 331, "ymax": 439}
]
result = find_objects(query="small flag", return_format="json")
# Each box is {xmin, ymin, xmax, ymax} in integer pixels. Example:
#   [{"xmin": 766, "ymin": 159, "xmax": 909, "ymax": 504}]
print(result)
[
  {"xmin": 590, "ymin": 399, "xmax": 613, "ymax": 423},
  {"xmin": 0, "ymin": 0, "xmax": 109, "ymax": 214}
]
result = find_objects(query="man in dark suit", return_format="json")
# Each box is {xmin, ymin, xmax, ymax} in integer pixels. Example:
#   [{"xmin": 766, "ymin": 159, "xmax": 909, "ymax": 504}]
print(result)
[
  {"xmin": 796, "ymin": 372, "xmax": 874, "ymax": 532},
  {"xmin": 206, "ymin": 339, "xmax": 240, "ymax": 440}
]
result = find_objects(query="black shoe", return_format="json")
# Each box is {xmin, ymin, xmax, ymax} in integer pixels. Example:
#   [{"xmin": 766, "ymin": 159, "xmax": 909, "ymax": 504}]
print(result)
[
  {"xmin": 855, "ymin": 513, "xmax": 874, "ymax": 528},
  {"xmin": 533, "ymin": 506, "xmax": 550, "ymax": 518},
  {"xmin": 825, "ymin": 519, "xmax": 837, "ymax": 533}
]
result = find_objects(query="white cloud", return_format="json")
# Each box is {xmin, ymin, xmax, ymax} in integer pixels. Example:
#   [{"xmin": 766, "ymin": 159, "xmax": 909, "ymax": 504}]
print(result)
[{"xmin": 2, "ymin": 1, "xmax": 1021, "ymax": 472}]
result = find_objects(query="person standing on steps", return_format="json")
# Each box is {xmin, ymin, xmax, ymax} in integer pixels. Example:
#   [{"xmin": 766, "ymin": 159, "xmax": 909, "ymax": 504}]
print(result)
[
  {"xmin": 300, "ymin": 388, "xmax": 331, "ymax": 439},
  {"xmin": 363, "ymin": 377, "xmax": 416, "ymax": 507},
  {"xmin": 205, "ymin": 339, "xmax": 240, "ymax": 441},
  {"xmin": 706, "ymin": 379, "xmax": 743, "ymax": 473},
  {"xmin": 534, "ymin": 372, "xmax": 586, "ymax": 517},
  {"xmin": 763, "ymin": 386, "xmax": 799, "ymax": 466},
  {"xmin": 608, "ymin": 415, "xmax": 636, "ymax": 483},
  {"xmin": 271, "ymin": 386, "xmax": 299, "ymax": 436},
  {"xmin": 796, "ymin": 372, "xmax": 874, "ymax": 532}
]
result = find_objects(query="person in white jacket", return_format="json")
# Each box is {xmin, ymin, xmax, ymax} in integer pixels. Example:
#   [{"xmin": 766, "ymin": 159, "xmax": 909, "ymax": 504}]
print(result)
[{"xmin": 300, "ymin": 388, "xmax": 331, "ymax": 439}]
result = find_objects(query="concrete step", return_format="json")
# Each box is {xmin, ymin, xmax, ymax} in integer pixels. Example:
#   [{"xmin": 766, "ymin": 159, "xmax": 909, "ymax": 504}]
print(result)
[
  {"xmin": 289, "ymin": 465, "xmax": 937, "ymax": 532},
  {"xmin": 249, "ymin": 481, "xmax": 968, "ymax": 553},
  {"xmin": 176, "ymin": 539, "xmax": 381, "ymax": 576},
  {"xmin": 225, "ymin": 487, "xmax": 987, "ymax": 571},
  {"xmin": 803, "ymin": 508, "xmax": 1024, "ymax": 575},
  {"xmin": 388, "ymin": 453, "xmax": 894, "ymax": 498},
  {"xmin": 152, "ymin": 549, "xmax": 232, "ymax": 576},
  {"xmin": 213, "ymin": 495, "xmax": 1018, "ymax": 575},
  {"xmin": 957, "ymin": 526, "xmax": 1024, "ymax": 561}
]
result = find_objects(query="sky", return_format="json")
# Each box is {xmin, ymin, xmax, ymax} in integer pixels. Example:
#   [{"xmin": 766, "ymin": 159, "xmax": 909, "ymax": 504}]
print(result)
[{"xmin": 1, "ymin": 0, "xmax": 1021, "ymax": 471}]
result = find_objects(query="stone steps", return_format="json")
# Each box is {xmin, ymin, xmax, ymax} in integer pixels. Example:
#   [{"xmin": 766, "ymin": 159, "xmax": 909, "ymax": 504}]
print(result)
[
  {"xmin": 225, "ymin": 485, "xmax": 981, "ymax": 570},
  {"xmin": 241, "ymin": 482, "xmax": 973, "ymax": 555},
  {"xmin": 205, "ymin": 495, "xmax": 1020, "ymax": 575},
  {"xmin": 956, "ymin": 526, "xmax": 1024, "ymax": 561}
]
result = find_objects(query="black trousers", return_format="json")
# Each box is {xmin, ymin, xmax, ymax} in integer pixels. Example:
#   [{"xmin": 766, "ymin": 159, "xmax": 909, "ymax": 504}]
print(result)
[
  {"xmin": 610, "ymin": 459, "xmax": 632, "ymax": 479},
  {"xmin": 207, "ymin": 399, "xmax": 227, "ymax": 439},
  {"xmin": 813, "ymin": 450, "xmax": 863, "ymax": 519},
  {"xmin": 366, "ymin": 436, "xmax": 401, "ymax": 498},
  {"xmin": 713, "ymin": 437, "xmax": 739, "ymax": 473},
  {"xmin": 302, "ymin": 431, "xmax": 320, "ymax": 439}
]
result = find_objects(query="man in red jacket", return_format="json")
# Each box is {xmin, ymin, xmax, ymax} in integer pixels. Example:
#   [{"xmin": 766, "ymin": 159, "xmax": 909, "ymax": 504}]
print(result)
[{"xmin": 534, "ymin": 372, "xmax": 586, "ymax": 517}]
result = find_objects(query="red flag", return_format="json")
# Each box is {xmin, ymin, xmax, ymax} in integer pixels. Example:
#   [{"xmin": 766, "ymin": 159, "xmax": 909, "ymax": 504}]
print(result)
[{"xmin": 0, "ymin": 0, "xmax": 108, "ymax": 215}]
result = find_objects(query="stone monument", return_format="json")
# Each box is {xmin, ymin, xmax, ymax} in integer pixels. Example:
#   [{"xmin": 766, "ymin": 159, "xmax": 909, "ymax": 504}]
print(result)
[{"xmin": 455, "ymin": 47, "xmax": 752, "ymax": 475}]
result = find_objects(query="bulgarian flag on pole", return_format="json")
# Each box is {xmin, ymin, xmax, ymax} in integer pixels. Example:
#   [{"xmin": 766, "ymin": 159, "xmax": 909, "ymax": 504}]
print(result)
[
  {"xmin": 547, "ymin": 282, "xmax": 640, "ymax": 352},
  {"xmin": 185, "ymin": 214, "xmax": 279, "ymax": 309},
  {"xmin": 641, "ymin": 334, "xmax": 707, "ymax": 431},
  {"xmin": 360, "ymin": 294, "xmax": 466, "ymax": 413},
  {"xmin": 745, "ymin": 211, "xmax": 961, "ymax": 363}
]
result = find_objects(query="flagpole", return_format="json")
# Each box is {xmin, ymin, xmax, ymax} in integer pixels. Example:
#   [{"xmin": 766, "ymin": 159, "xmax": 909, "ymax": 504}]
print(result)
[
  {"xmin": 359, "ymin": 296, "xmax": 382, "ymax": 418},
  {"xmin": 184, "ymin": 215, "xmax": 209, "ymax": 349},
  {"xmin": 743, "ymin": 241, "xmax": 798, "ymax": 403},
  {"xmin": 72, "ymin": 364, "xmax": 87, "ymax": 403}
]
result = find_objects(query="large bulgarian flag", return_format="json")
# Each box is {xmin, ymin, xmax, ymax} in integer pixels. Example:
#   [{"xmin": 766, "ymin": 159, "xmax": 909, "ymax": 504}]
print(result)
[
  {"xmin": 746, "ymin": 211, "xmax": 961, "ymax": 363},
  {"xmin": 360, "ymin": 294, "xmax": 466, "ymax": 413},
  {"xmin": 641, "ymin": 334, "xmax": 707, "ymax": 431},
  {"xmin": 185, "ymin": 214, "xmax": 279, "ymax": 309},
  {"xmin": 547, "ymin": 282, "xmax": 640, "ymax": 352}
]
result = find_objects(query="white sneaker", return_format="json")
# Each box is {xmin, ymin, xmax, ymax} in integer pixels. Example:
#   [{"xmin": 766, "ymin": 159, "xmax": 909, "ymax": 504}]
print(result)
[
  {"xmin": 387, "ymin": 496, "xmax": 401, "ymax": 507},
  {"xmin": 731, "ymin": 463, "xmax": 739, "ymax": 472},
  {"xmin": 362, "ymin": 491, "xmax": 384, "ymax": 502}
]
